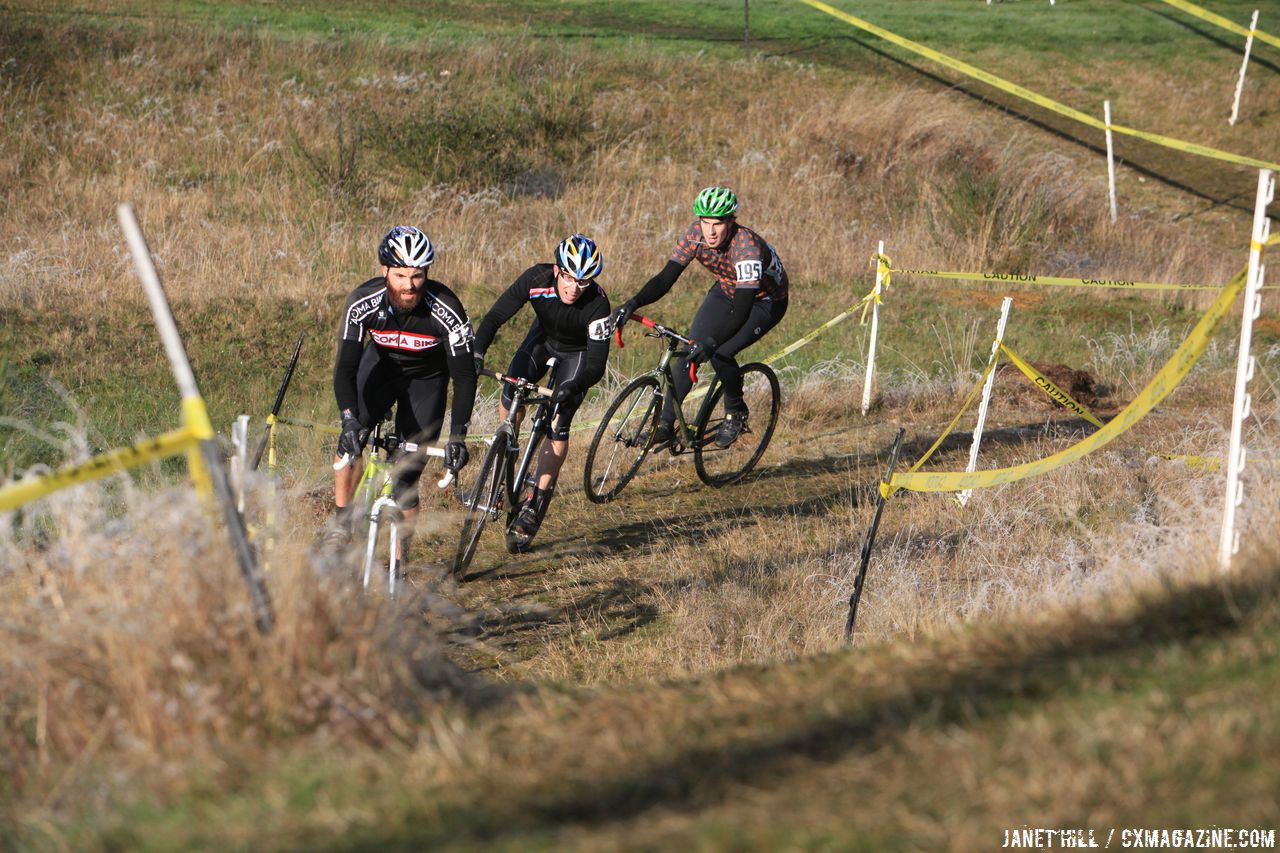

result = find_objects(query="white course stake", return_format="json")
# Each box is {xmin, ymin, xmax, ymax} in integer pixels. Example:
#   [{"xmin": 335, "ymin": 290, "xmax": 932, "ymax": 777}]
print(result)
[
  {"xmin": 862, "ymin": 240, "xmax": 886, "ymax": 416},
  {"xmin": 117, "ymin": 202, "xmax": 274, "ymax": 632},
  {"xmin": 959, "ymin": 296, "xmax": 1013, "ymax": 507},
  {"xmin": 230, "ymin": 414, "xmax": 250, "ymax": 513},
  {"xmin": 1230, "ymin": 10, "xmax": 1260, "ymax": 126},
  {"xmin": 1219, "ymin": 169, "xmax": 1273, "ymax": 572},
  {"xmin": 1104, "ymin": 100, "xmax": 1118, "ymax": 223}
]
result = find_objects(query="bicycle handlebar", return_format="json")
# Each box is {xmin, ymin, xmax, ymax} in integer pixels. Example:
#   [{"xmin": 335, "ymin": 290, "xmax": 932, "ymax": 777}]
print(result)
[
  {"xmin": 615, "ymin": 313, "xmax": 699, "ymax": 382},
  {"xmin": 480, "ymin": 368, "xmax": 554, "ymax": 398},
  {"xmin": 333, "ymin": 443, "xmax": 455, "ymax": 488}
]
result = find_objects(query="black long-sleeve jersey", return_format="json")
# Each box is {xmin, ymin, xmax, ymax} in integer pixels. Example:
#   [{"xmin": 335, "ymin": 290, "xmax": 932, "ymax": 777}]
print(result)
[
  {"xmin": 473, "ymin": 264, "xmax": 613, "ymax": 389},
  {"xmin": 333, "ymin": 276, "xmax": 477, "ymax": 435}
]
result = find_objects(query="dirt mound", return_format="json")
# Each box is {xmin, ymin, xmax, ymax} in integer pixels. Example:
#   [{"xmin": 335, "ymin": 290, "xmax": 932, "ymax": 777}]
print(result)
[{"xmin": 994, "ymin": 362, "xmax": 1116, "ymax": 416}]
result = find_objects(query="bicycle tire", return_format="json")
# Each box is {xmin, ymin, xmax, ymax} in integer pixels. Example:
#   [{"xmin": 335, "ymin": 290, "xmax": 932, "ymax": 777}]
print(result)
[
  {"xmin": 583, "ymin": 375, "xmax": 663, "ymax": 503},
  {"xmin": 509, "ymin": 412, "xmax": 548, "ymax": 511},
  {"xmin": 692, "ymin": 362, "xmax": 780, "ymax": 488},
  {"xmin": 453, "ymin": 431, "xmax": 510, "ymax": 577}
]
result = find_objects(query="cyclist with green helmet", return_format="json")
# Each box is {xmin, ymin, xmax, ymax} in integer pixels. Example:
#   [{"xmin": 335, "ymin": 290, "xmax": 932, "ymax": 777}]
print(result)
[{"xmin": 614, "ymin": 186, "xmax": 788, "ymax": 448}]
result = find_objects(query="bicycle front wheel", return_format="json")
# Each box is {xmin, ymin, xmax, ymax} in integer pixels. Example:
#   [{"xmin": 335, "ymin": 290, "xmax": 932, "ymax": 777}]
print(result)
[
  {"xmin": 453, "ymin": 431, "xmax": 511, "ymax": 577},
  {"xmin": 693, "ymin": 362, "xmax": 780, "ymax": 488},
  {"xmin": 583, "ymin": 375, "xmax": 662, "ymax": 503}
]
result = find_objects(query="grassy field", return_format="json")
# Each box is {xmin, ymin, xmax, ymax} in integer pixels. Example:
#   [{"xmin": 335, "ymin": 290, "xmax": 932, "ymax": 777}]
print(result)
[{"xmin": 3, "ymin": 0, "xmax": 1280, "ymax": 847}]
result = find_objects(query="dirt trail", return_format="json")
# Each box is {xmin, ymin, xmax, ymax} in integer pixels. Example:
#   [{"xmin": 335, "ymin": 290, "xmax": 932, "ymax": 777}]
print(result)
[{"xmin": 403, "ymin": 395, "xmax": 1109, "ymax": 678}]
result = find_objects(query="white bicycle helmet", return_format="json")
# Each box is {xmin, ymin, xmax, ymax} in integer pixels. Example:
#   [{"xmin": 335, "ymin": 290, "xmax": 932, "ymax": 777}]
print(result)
[{"xmin": 378, "ymin": 225, "xmax": 434, "ymax": 268}]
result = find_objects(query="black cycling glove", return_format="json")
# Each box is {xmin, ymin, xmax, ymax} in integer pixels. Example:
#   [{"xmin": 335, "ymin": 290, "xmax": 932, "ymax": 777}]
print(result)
[
  {"xmin": 444, "ymin": 436, "xmax": 469, "ymax": 472},
  {"xmin": 473, "ymin": 351, "xmax": 486, "ymax": 377},
  {"xmin": 685, "ymin": 337, "xmax": 716, "ymax": 366},
  {"xmin": 337, "ymin": 410, "xmax": 368, "ymax": 459},
  {"xmin": 613, "ymin": 299, "xmax": 638, "ymax": 331}
]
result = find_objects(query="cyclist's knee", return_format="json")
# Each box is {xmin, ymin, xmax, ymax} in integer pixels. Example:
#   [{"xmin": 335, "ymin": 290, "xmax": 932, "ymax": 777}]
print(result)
[
  {"xmin": 393, "ymin": 484, "xmax": 422, "ymax": 510},
  {"xmin": 549, "ymin": 409, "xmax": 576, "ymax": 441},
  {"xmin": 393, "ymin": 464, "xmax": 425, "ymax": 509}
]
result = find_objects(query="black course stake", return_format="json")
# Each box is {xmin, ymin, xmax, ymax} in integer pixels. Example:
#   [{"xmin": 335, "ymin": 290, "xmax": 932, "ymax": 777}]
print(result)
[
  {"xmin": 845, "ymin": 427, "xmax": 905, "ymax": 642},
  {"xmin": 250, "ymin": 331, "xmax": 306, "ymax": 471}
]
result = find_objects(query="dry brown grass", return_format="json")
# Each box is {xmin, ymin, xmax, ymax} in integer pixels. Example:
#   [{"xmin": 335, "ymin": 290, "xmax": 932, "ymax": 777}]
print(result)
[
  {"xmin": 0, "ymin": 482, "xmax": 495, "ymax": 814},
  {"xmin": 3, "ymin": 8, "xmax": 1279, "ymax": 843},
  {"xmin": 0, "ymin": 14, "xmax": 1249, "ymax": 321}
]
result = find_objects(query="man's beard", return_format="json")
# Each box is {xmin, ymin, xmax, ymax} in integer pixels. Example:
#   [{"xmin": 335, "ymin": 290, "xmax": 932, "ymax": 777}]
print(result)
[{"xmin": 388, "ymin": 289, "xmax": 422, "ymax": 311}]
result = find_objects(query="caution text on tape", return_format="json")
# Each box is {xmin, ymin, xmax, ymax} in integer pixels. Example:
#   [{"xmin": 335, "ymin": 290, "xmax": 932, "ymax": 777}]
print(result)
[{"xmin": 882, "ymin": 264, "xmax": 1247, "ymax": 497}]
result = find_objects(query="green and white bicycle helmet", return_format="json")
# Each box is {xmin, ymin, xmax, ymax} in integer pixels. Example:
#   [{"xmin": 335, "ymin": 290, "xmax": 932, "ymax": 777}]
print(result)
[{"xmin": 692, "ymin": 186, "xmax": 739, "ymax": 219}]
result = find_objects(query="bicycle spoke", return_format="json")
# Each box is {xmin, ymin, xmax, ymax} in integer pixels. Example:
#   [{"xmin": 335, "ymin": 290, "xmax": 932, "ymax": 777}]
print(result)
[
  {"xmin": 584, "ymin": 376, "xmax": 661, "ymax": 503},
  {"xmin": 693, "ymin": 363, "xmax": 780, "ymax": 487},
  {"xmin": 454, "ymin": 432, "xmax": 509, "ymax": 576}
]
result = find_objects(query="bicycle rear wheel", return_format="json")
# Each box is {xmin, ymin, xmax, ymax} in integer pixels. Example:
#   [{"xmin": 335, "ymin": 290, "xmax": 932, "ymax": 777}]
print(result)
[
  {"xmin": 453, "ymin": 431, "xmax": 510, "ymax": 577},
  {"xmin": 583, "ymin": 375, "xmax": 662, "ymax": 503},
  {"xmin": 692, "ymin": 362, "xmax": 780, "ymax": 488}
]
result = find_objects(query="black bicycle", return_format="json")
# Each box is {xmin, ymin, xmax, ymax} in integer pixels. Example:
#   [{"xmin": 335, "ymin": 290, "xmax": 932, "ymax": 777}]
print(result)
[
  {"xmin": 453, "ymin": 366, "xmax": 558, "ymax": 576},
  {"xmin": 583, "ymin": 314, "xmax": 780, "ymax": 502}
]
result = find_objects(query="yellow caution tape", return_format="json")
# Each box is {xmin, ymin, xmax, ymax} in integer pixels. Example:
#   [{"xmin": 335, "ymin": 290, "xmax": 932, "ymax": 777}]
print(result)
[
  {"xmin": 874, "ymin": 252, "xmax": 892, "ymax": 292},
  {"xmin": 277, "ymin": 415, "xmax": 342, "ymax": 435},
  {"xmin": 182, "ymin": 395, "xmax": 215, "ymax": 440},
  {"xmin": 1253, "ymin": 232, "xmax": 1280, "ymax": 251},
  {"xmin": 898, "ymin": 352, "xmax": 1001, "ymax": 480},
  {"xmin": 182, "ymin": 394, "xmax": 215, "ymax": 498},
  {"xmin": 759, "ymin": 282, "xmax": 882, "ymax": 367},
  {"xmin": 1157, "ymin": 452, "xmax": 1222, "ymax": 471},
  {"xmin": 1156, "ymin": 452, "xmax": 1280, "ymax": 470},
  {"xmin": 798, "ymin": 0, "xmax": 1280, "ymax": 172},
  {"xmin": 998, "ymin": 343, "xmax": 1105, "ymax": 428},
  {"xmin": 1157, "ymin": 0, "xmax": 1280, "ymax": 51},
  {"xmin": 881, "ymin": 265, "xmax": 1246, "ymax": 498},
  {"xmin": 888, "ymin": 266, "xmax": 1225, "ymax": 291},
  {"xmin": 0, "ymin": 425, "xmax": 201, "ymax": 511}
]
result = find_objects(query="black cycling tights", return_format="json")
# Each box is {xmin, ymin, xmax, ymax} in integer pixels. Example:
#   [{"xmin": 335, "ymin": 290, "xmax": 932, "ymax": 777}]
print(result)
[
  {"xmin": 350, "ymin": 345, "xmax": 449, "ymax": 509},
  {"xmin": 664, "ymin": 288, "xmax": 787, "ymax": 423}
]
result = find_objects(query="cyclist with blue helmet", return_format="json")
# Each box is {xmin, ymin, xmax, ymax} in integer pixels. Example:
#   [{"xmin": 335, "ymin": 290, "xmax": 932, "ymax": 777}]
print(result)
[
  {"xmin": 473, "ymin": 234, "xmax": 612, "ymax": 551},
  {"xmin": 327, "ymin": 225, "xmax": 477, "ymax": 555},
  {"xmin": 613, "ymin": 186, "xmax": 788, "ymax": 449}
]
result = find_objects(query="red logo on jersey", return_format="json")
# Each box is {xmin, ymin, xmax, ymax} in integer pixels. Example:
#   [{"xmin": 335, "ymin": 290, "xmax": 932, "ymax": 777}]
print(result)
[{"xmin": 370, "ymin": 329, "xmax": 440, "ymax": 351}]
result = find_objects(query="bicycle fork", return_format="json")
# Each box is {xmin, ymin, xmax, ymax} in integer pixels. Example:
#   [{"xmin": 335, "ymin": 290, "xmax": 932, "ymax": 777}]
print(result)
[{"xmin": 362, "ymin": 495, "xmax": 403, "ymax": 596}]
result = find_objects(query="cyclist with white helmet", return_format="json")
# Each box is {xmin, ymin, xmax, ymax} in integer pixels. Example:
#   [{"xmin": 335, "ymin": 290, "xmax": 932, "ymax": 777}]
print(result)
[
  {"xmin": 472, "ymin": 234, "xmax": 612, "ymax": 551},
  {"xmin": 327, "ymin": 225, "xmax": 477, "ymax": 553},
  {"xmin": 613, "ymin": 186, "xmax": 788, "ymax": 448}
]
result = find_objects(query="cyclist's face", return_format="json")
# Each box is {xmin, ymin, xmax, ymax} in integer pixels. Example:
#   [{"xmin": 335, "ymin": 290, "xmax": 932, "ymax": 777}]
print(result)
[
  {"xmin": 554, "ymin": 265, "xmax": 592, "ymax": 304},
  {"xmin": 699, "ymin": 216, "xmax": 733, "ymax": 249},
  {"xmin": 383, "ymin": 265, "xmax": 427, "ymax": 310}
]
